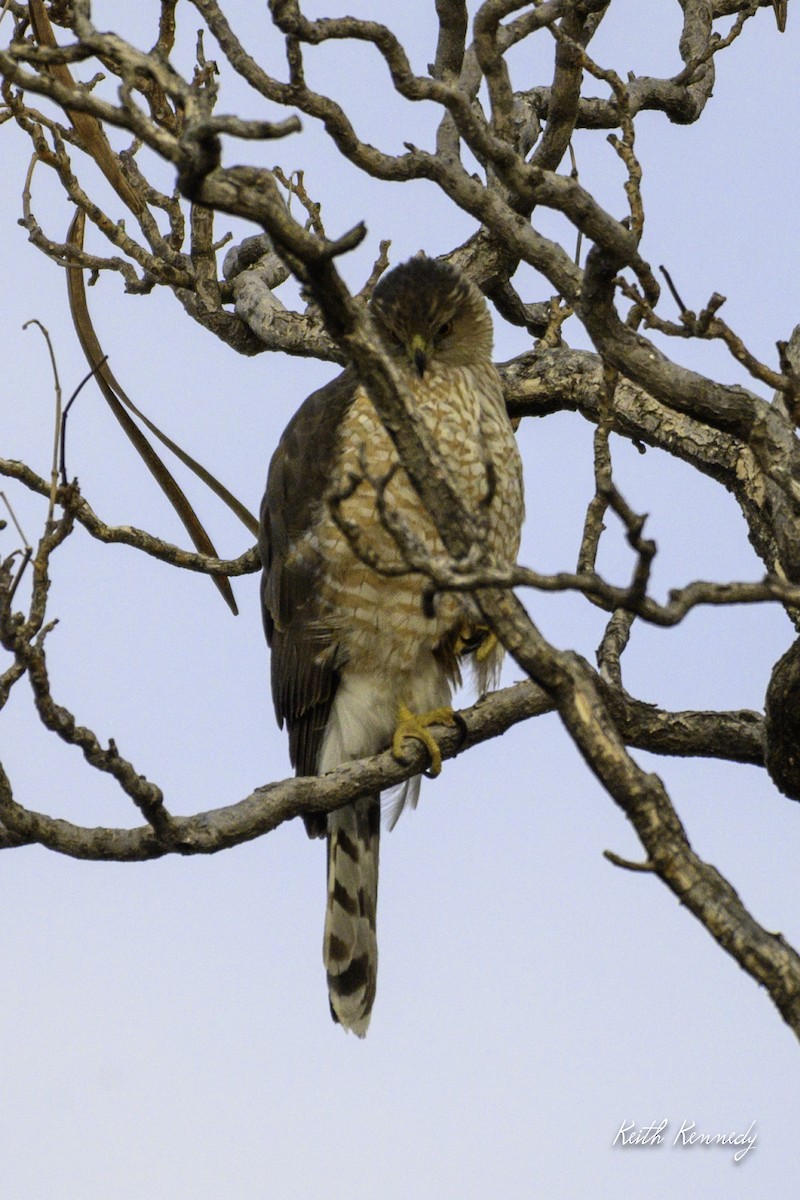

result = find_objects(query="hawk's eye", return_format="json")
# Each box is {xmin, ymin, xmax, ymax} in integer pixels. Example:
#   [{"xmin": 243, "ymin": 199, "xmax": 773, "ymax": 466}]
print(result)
[{"xmin": 437, "ymin": 321, "xmax": 452, "ymax": 339}]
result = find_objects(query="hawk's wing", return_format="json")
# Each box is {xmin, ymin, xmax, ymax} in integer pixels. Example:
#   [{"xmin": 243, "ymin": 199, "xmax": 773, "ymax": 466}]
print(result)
[{"xmin": 259, "ymin": 369, "xmax": 357, "ymax": 797}]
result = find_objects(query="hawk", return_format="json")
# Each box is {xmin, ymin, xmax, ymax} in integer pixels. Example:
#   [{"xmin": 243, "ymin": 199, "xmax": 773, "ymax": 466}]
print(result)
[{"xmin": 259, "ymin": 256, "xmax": 524, "ymax": 1035}]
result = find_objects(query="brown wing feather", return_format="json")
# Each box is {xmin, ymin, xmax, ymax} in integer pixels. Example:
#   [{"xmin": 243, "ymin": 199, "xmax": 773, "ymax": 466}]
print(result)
[{"xmin": 259, "ymin": 369, "xmax": 358, "ymax": 826}]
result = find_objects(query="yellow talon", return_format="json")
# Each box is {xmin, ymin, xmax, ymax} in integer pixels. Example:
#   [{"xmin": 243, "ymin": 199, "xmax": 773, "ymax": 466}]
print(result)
[{"xmin": 392, "ymin": 703, "xmax": 456, "ymax": 776}]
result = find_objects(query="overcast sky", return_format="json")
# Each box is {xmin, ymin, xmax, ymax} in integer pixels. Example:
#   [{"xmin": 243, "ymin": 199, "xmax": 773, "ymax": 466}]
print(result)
[{"xmin": 2, "ymin": 3, "xmax": 799, "ymax": 1197}]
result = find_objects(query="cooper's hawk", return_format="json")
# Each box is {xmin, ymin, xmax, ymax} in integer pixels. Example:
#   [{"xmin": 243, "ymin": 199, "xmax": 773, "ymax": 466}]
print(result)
[{"xmin": 259, "ymin": 256, "xmax": 524, "ymax": 1035}]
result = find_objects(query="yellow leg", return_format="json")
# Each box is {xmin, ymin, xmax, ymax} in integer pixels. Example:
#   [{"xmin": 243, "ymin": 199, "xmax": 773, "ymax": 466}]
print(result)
[{"xmin": 392, "ymin": 703, "xmax": 456, "ymax": 776}]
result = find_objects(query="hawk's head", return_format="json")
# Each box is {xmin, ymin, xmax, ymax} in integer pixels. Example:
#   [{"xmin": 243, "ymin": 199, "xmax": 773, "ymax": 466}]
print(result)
[{"xmin": 370, "ymin": 256, "xmax": 494, "ymax": 378}]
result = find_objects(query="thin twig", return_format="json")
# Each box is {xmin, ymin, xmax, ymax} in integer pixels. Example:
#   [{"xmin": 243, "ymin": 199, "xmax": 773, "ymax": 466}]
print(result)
[
  {"xmin": 21, "ymin": 318, "xmax": 61, "ymax": 529},
  {"xmin": 603, "ymin": 849, "xmax": 656, "ymax": 873},
  {"xmin": 59, "ymin": 356, "xmax": 109, "ymax": 486}
]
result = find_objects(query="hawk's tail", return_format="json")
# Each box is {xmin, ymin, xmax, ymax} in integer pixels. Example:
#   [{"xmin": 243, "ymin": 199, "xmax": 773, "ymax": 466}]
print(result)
[{"xmin": 323, "ymin": 795, "xmax": 380, "ymax": 1037}]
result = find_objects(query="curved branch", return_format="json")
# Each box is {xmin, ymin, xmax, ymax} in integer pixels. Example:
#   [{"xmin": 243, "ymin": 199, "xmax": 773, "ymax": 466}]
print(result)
[
  {"xmin": 0, "ymin": 460, "xmax": 258, "ymax": 576},
  {"xmin": 0, "ymin": 680, "xmax": 553, "ymax": 859}
]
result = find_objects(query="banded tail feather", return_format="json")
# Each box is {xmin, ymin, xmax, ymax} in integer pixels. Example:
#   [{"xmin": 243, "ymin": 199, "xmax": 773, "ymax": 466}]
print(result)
[{"xmin": 323, "ymin": 795, "xmax": 380, "ymax": 1036}]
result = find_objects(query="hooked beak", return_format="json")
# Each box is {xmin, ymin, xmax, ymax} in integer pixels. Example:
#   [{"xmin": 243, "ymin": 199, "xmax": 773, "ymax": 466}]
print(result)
[{"xmin": 408, "ymin": 333, "xmax": 428, "ymax": 378}]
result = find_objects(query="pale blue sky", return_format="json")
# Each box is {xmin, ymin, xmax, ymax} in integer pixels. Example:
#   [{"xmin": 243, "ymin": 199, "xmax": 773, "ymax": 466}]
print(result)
[{"xmin": 2, "ymin": 3, "xmax": 798, "ymax": 1197}]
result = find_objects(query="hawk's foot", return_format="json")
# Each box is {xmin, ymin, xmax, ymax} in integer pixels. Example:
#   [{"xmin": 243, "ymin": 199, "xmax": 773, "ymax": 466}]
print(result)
[
  {"xmin": 454, "ymin": 621, "xmax": 497, "ymax": 663},
  {"xmin": 392, "ymin": 703, "xmax": 455, "ymax": 777}
]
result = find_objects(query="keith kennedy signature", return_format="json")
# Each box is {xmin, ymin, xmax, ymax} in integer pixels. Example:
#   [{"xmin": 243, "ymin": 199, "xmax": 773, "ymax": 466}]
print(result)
[{"xmin": 613, "ymin": 1119, "xmax": 756, "ymax": 1162}]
